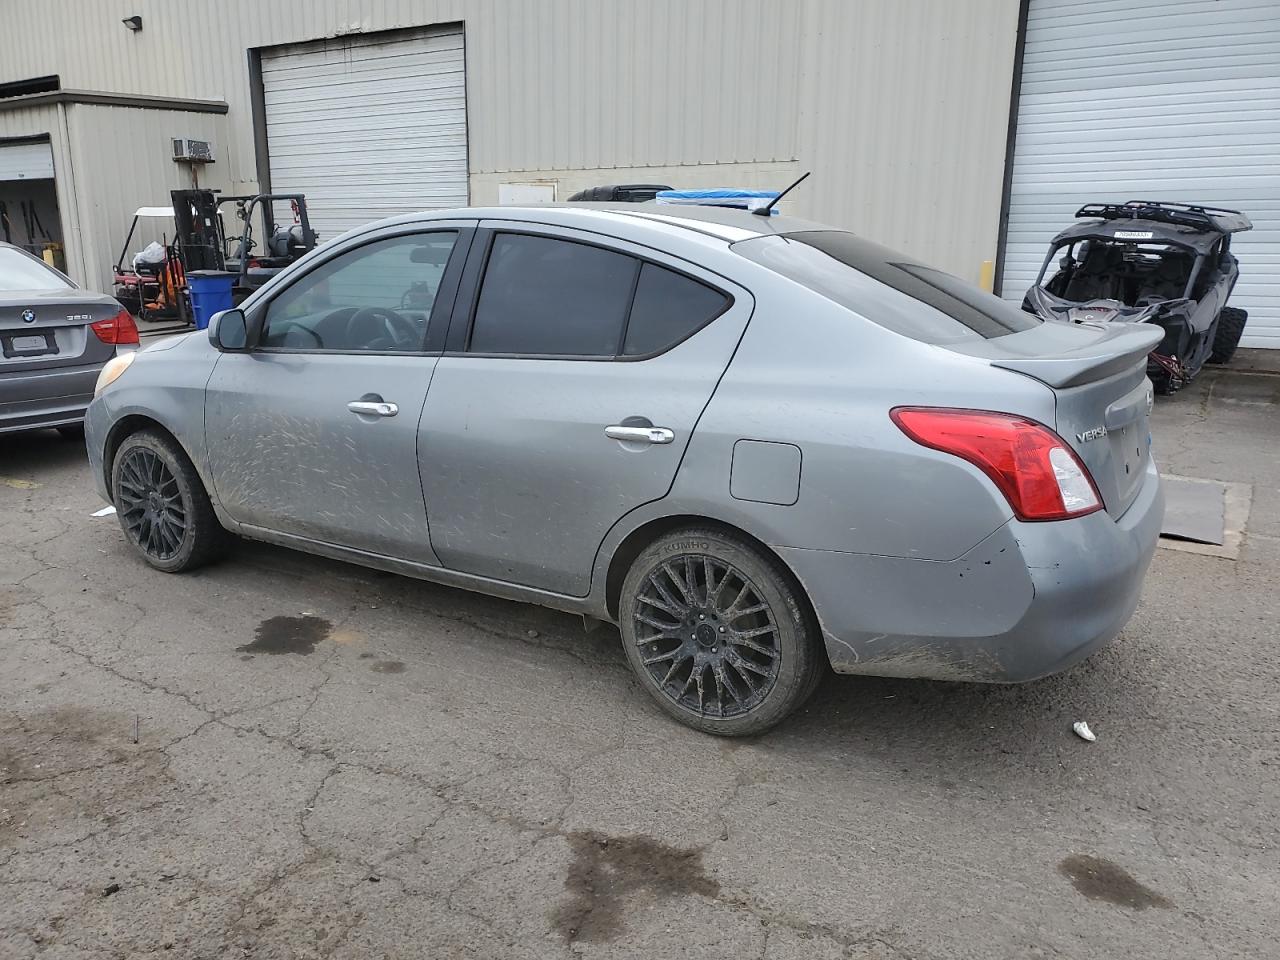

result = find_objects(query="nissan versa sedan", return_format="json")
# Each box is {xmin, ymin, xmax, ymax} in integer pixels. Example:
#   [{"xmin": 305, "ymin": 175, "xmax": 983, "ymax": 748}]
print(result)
[
  {"xmin": 84, "ymin": 204, "xmax": 1164, "ymax": 735},
  {"xmin": 1, "ymin": 242, "xmax": 138, "ymax": 436}
]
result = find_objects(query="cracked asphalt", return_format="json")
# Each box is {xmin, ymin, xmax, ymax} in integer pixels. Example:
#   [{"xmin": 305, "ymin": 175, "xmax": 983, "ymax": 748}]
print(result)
[{"xmin": 2, "ymin": 364, "xmax": 1278, "ymax": 959}]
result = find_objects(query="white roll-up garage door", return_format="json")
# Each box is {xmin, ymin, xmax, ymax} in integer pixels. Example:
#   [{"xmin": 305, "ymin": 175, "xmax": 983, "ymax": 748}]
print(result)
[
  {"xmin": 1001, "ymin": 0, "xmax": 1280, "ymax": 348},
  {"xmin": 0, "ymin": 140, "xmax": 54, "ymax": 181},
  {"xmin": 261, "ymin": 26, "xmax": 468, "ymax": 241}
]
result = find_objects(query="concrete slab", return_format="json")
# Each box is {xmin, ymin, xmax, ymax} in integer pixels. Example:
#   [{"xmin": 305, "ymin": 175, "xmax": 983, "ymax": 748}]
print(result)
[
  {"xmin": 1160, "ymin": 475, "xmax": 1226, "ymax": 544},
  {"xmin": 1158, "ymin": 476, "xmax": 1252, "ymax": 561}
]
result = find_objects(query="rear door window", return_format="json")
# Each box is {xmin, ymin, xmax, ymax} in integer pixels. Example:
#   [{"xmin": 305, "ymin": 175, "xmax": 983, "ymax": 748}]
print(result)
[
  {"xmin": 622, "ymin": 263, "xmax": 729, "ymax": 356},
  {"xmin": 733, "ymin": 230, "xmax": 1040, "ymax": 343},
  {"xmin": 469, "ymin": 234, "xmax": 637, "ymax": 356}
]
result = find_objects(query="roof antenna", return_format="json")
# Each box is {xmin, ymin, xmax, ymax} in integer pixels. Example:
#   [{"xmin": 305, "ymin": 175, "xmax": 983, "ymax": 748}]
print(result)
[{"xmin": 754, "ymin": 171, "xmax": 811, "ymax": 216}]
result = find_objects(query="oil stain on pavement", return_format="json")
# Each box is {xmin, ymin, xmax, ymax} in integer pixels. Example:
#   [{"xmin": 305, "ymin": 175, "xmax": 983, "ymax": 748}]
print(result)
[
  {"xmin": 237, "ymin": 615, "xmax": 332, "ymax": 656},
  {"xmin": 1059, "ymin": 854, "xmax": 1173, "ymax": 910},
  {"xmin": 551, "ymin": 831, "xmax": 720, "ymax": 943},
  {"xmin": 369, "ymin": 660, "xmax": 406, "ymax": 674}
]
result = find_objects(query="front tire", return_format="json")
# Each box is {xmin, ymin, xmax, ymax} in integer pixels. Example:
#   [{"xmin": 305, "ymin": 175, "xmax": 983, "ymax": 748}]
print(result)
[
  {"xmin": 111, "ymin": 429, "xmax": 226, "ymax": 573},
  {"xmin": 618, "ymin": 527, "xmax": 825, "ymax": 736},
  {"xmin": 1208, "ymin": 306, "xmax": 1247, "ymax": 364}
]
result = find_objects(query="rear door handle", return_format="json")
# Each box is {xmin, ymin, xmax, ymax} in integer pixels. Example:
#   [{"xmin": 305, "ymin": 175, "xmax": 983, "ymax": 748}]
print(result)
[
  {"xmin": 605, "ymin": 424, "xmax": 675, "ymax": 444},
  {"xmin": 348, "ymin": 400, "xmax": 398, "ymax": 417}
]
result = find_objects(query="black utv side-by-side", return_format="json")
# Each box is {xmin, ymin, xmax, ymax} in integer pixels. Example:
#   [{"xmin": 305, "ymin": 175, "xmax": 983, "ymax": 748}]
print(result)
[{"xmin": 1022, "ymin": 201, "xmax": 1252, "ymax": 393}]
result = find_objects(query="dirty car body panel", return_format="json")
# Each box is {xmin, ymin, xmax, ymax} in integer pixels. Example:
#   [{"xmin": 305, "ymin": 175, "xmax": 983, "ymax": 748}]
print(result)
[{"xmin": 86, "ymin": 203, "xmax": 1164, "ymax": 707}]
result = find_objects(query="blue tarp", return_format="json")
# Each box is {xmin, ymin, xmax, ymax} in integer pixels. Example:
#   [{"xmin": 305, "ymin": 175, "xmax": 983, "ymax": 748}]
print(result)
[{"xmin": 655, "ymin": 189, "xmax": 779, "ymax": 213}]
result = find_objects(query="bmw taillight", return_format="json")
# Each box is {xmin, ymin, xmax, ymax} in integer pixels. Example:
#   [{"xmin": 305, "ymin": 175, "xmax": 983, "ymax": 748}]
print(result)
[
  {"xmin": 90, "ymin": 308, "xmax": 140, "ymax": 346},
  {"xmin": 890, "ymin": 407, "xmax": 1102, "ymax": 521}
]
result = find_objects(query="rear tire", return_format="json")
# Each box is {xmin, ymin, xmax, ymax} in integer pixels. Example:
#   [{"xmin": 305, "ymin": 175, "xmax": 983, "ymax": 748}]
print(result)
[
  {"xmin": 111, "ymin": 429, "xmax": 227, "ymax": 573},
  {"xmin": 618, "ymin": 527, "xmax": 825, "ymax": 736},
  {"xmin": 1209, "ymin": 307, "xmax": 1247, "ymax": 364}
]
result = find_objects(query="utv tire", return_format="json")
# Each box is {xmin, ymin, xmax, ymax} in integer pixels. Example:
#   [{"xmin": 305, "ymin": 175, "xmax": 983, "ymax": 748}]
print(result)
[
  {"xmin": 1209, "ymin": 307, "xmax": 1248, "ymax": 364},
  {"xmin": 111, "ymin": 429, "xmax": 227, "ymax": 573},
  {"xmin": 618, "ymin": 527, "xmax": 826, "ymax": 736}
]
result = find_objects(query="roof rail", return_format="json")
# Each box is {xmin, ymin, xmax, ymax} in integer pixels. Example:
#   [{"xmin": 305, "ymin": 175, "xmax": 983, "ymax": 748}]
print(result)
[{"xmin": 1075, "ymin": 200, "xmax": 1252, "ymax": 233}]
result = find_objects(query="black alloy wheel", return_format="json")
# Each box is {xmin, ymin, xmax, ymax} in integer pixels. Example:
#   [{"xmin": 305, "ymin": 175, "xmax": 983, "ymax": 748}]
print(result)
[
  {"xmin": 117, "ymin": 445, "xmax": 187, "ymax": 561},
  {"xmin": 633, "ymin": 555, "xmax": 782, "ymax": 717},
  {"xmin": 111, "ymin": 429, "xmax": 227, "ymax": 573},
  {"xmin": 619, "ymin": 527, "xmax": 825, "ymax": 736}
]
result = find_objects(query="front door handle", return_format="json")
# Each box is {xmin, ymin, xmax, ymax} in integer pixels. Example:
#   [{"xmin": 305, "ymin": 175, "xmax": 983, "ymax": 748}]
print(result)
[
  {"xmin": 605, "ymin": 424, "xmax": 675, "ymax": 444},
  {"xmin": 348, "ymin": 400, "xmax": 398, "ymax": 417}
]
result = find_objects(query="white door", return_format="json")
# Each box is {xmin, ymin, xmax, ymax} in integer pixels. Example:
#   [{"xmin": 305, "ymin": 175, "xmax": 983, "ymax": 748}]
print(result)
[
  {"xmin": 1001, "ymin": 0, "xmax": 1280, "ymax": 348},
  {"xmin": 261, "ymin": 26, "xmax": 468, "ymax": 240}
]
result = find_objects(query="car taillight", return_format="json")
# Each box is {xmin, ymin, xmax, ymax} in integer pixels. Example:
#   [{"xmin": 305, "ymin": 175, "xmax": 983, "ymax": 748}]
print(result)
[
  {"xmin": 90, "ymin": 308, "xmax": 140, "ymax": 345},
  {"xmin": 890, "ymin": 407, "xmax": 1102, "ymax": 521}
]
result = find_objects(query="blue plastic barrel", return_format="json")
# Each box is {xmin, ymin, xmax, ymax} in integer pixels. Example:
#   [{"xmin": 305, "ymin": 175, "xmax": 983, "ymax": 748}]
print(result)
[{"xmin": 186, "ymin": 270, "xmax": 236, "ymax": 330}]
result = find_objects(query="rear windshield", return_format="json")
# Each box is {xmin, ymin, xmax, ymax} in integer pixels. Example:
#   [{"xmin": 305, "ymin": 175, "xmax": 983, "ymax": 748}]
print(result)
[
  {"xmin": 0, "ymin": 247, "xmax": 71, "ymax": 292},
  {"xmin": 732, "ymin": 230, "xmax": 1040, "ymax": 343}
]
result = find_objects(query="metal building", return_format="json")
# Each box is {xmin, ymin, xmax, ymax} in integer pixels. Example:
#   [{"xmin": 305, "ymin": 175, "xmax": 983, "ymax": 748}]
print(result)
[
  {"xmin": 1, "ymin": 0, "xmax": 1276, "ymax": 348},
  {"xmin": 0, "ymin": 0, "xmax": 1019, "ymax": 294}
]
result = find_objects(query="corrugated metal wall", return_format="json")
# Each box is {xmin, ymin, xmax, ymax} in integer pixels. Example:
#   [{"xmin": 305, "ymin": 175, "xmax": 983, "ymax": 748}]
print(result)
[
  {"xmin": 1, "ymin": 0, "xmax": 1021, "ymax": 283},
  {"xmin": 794, "ymin": 0, "xmax": 1019, "ymax": 276},
  {"xmin": 64, "ymin": 105, "xmax": 228, "ymax": 292}
]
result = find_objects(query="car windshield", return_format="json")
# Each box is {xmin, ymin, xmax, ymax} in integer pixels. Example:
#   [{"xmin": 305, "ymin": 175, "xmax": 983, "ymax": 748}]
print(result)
[
  {"xmin": 732, "ymin": 230, "xmax": 1040, "ymax": 343},
  {"xmin": 0, "ymin": 247, "xmax": 71, "ymax": 292}
]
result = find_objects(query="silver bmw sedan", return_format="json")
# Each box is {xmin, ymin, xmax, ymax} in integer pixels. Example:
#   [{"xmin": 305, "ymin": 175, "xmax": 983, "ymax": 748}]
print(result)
[{"xmin": 84, "ymin": 204, "xmax": 1163, "ymax": 735}]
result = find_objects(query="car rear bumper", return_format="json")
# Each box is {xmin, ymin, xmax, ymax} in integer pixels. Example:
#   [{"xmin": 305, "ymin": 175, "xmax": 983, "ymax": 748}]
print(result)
[
  {"xmin": 0, "ymin": 362, "xmax": 103, "ymax": 434},
  {"xmin": 778, "ymin": 459, "xmax": 1164, "ymax": 682}
]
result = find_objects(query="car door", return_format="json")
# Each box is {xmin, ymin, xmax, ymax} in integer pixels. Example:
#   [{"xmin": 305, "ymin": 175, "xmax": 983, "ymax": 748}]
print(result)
[
  {"xmin": 419, "ymin": 222, "xmax": 753, "ymax": 596},
  {"xmin": 205, "ymin": 224, "xmax": 472, "ymax": 561}
]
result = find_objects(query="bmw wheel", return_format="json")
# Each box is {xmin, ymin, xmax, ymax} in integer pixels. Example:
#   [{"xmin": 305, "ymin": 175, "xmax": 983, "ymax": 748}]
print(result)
[
  {"xmin": 619, "ymin": 527, "xmax": 825, "ymax": 736},
  {"xmin": 111, "ymin": 429, "xmax": 227, "ymax": 573}
]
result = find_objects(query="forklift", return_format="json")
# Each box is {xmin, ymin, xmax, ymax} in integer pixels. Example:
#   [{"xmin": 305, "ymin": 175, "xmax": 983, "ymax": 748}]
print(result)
[
  {"xmin": 172, "ymin": 189, "xmax": 318, "ymax": 302},
  {"xmin": 114, "ymin": 189, "xmax": 317, "ymax": 322}
]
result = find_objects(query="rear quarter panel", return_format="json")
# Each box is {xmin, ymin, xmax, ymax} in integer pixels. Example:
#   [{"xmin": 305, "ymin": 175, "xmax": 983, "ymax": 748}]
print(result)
[{"xmin": 646, "ymin": 274, "xmax": 1059, "ymax": 562}]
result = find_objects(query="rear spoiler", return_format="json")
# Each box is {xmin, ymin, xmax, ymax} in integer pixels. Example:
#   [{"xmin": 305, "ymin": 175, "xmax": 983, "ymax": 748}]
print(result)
[
  {"xmin": 1076, "ymin": 201, "xmax": 1252, "ymax": 234},
  {"xmin": 987, "ymin": 324, "xmax": 1164, "ymax": 389}
]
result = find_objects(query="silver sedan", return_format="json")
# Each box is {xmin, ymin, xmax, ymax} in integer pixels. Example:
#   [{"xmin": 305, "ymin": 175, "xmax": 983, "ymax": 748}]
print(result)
[{"xmin": 85, "ymin": 205, "xmax": 1164, "ymax": 735}]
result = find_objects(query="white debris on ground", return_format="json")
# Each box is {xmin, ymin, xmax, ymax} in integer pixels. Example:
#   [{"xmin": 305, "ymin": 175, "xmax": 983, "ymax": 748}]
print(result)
[
  {"xmin": 91, "ymin": 505, "xmax": 117, "ymax": 517},
  {"xmin": 1073, "ymin": 721, "xmax": 1097, "ymax": 742}
]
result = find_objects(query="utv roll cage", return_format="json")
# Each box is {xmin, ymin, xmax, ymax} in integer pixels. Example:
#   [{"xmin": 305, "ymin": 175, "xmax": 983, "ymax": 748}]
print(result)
[
  {"xmin": 1074, "ymin": 200, "xmax": 1252, "ymax": 235},
  {"xmin": 1035, "ymin": 201, "xmax": 1253, "ymax": 303}
]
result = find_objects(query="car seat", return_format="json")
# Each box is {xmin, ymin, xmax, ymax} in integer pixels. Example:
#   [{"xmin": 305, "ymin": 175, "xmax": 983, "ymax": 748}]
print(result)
[{"xmin": 1064, "ymin": 245, "xmax": 1126, "ymax": 301}]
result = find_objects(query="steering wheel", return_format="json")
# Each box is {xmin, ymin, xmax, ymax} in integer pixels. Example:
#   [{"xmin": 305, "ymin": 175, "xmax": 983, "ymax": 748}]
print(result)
[{"xmin": 345, "ymin": 306, "xmax": 419, "ymax": 351}]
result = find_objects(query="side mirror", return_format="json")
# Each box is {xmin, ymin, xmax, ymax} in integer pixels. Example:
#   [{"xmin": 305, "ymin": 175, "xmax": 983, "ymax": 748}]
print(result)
[{"xmin": 209, "ymin": 308, "xmax": 248, "ymax": 351}]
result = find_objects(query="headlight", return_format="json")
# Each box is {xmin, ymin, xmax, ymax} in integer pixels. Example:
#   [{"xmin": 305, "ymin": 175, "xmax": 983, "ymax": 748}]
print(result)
[{"xmin": 94, "ymin": 352, "xmax": 137, "ymax": 397}]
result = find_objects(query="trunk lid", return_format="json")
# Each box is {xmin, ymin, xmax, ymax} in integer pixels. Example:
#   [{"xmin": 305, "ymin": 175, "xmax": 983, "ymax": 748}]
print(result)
[
  {"xmin": 947, "ymin": 320, "xmax": 1161, "ymax": 519},
  {"xmin": 0, "ymin": 287, "xmax": 122, "ymax": 375}
]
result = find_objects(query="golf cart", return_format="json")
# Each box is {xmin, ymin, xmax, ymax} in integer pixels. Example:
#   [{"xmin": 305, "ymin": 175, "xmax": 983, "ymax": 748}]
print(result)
[
  {"xmin": 1023, "ymin": 201, "xmax": 1252, "ymax": 393},
  {"xmin": 112, "ymin": 206, "xmax": 189, "ymax": 323}
]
